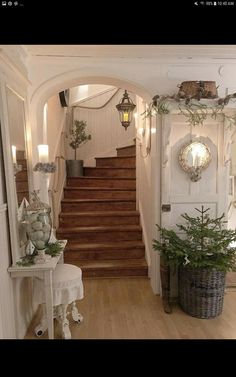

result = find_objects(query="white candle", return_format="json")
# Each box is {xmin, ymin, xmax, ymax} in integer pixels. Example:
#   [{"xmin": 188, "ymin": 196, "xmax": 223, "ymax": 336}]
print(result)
[
  {"xmin": 38, "ymin": 144, "xmax": 48, "ymax": 163},
  {"xmin": 12, "ymin": 145, "xmax": 16, "ymax": 164}
]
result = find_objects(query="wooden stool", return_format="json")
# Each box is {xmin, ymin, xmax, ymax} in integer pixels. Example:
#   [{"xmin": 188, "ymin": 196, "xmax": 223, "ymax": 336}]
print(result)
[{"xmin": 34, "ymin": 264, "xmax": 84, "ymax": 339}]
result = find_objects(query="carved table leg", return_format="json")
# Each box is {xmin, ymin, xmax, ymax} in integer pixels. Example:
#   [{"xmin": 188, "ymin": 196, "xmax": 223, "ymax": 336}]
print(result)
[
  {"xmin": 34, "ymin": 304, "xmax": 48, "ymax": 337},
  {"xmin": 71, "ymin": 301, "xmax": 83, "ymax": 324},
  {"xmin": 57, "ymin": 304, "xmax": 71, "ymax": 339}
]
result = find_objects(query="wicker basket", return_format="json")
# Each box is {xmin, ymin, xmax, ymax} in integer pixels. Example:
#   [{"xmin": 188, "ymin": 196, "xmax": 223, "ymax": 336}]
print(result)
[
  {"xmin": 179, "ymin": 266, "xmax": 226, "ymax": 319},
  {"xmin": 178, "ymin": 81, "xmax": 218, "ymax": 99}
]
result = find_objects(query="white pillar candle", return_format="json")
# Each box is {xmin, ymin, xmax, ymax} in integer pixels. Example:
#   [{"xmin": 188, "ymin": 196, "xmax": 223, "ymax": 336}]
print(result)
[
  {"xmin": 38, "ymin": 144, "xmax": 48, "ymax": 163},
  {"xmin": 12, "ymin": 145, "xmax": 17, "ymax": 164}
]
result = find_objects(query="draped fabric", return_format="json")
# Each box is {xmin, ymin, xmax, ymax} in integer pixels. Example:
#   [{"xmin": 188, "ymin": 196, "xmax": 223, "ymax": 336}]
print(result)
[{"xmin": 34, "ymin": 264, "xmax": 84, "ymax": 306}]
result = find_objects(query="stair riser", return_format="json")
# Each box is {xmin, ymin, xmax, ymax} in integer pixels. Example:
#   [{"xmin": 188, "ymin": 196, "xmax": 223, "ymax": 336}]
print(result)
[
  {"xmin": 64, "ymin": 189, "xmax": 136, "ymax": 200},
  {"xmin": 61, "ymin": 202, "xmax": 136, "ymax": 212},
  {"xmin": 15, "ymin": 170, "xmax": 28, "ymax": 181},
  {"xmin": 84, "ymin": 168, "xmax": 135, "ymax": 178},
  {"xmin": 17, "ymin": 192, "xmax": 29, "ymax": 203},
  {"xmin": 16, "ymin": 159, "xmax": 27, "ymax": 169},
  {"xmin": 16, "ymin": 151, "xmax": 25, "ymax": 159},
  {"xmin": 117, "ymin": 146, "xmax": 136, "ymax": 157},
  {"xmin": 80, "ymin": 268, "xmax": 148, "ymax": 278},
  {"xmin": 16, "ymin": 181, "xmax": 29, "ymax": 190},
  {"xmin": 67, "ymin": 178, "xmax": 136, "ymax": 189},
  {"xmin": 96, "ymin": 157, "xmax": 135, "ymax": 168},
  {"xmin": 56, "ymin": 231, "xmax": 142, "ymax": 242},
  {"xmin": 65, "ymin": 249, "xmax": 145, "ymax": 260},
  {"xmin": 59, "ymin": 215, "xmax": 139, "ymax": 227}
]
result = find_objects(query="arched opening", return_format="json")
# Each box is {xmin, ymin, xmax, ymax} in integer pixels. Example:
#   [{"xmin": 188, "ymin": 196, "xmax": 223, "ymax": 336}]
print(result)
[{"xmin": 28, "ymin": 73, "xmax": 159, "ymax": 299}]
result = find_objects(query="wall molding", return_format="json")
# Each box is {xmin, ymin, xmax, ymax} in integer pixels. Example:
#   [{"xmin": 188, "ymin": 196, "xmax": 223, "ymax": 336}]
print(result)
[{"xmin": 0, "ymin": 50, "xmax": 31, "ymax": 86}]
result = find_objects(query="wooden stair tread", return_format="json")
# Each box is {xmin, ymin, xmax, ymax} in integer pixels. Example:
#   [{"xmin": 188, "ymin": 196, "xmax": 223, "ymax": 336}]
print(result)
[
  {"xmin": 85, "ymin": 167, "xmax": 135, "ymax": 170},
  {"xmin": 66, "ymin": 240, "xmax": 145, "ymax": 250},
  {"xmin": 64, "ymin": 186, "xmax": 136, "ymax": 191},
  {"xmin": 77, "ymin": 258, "xmax": 147, "ymax": 270},
  {"xmin": 116, "ymin": 145, "xmax": 135, "ymax": 151},
  {"xmin": 95, "ymin": 156, "xmax": 136, "ymax": 160},
  {"xmin": 60, "ymin": 210, "xmax": 139, "ymax": 217},
  {"xmin": 57, "ymin": 225, "xmax": 142, "ymax": 233},
  {"xmin": 62, "ymin": 198, "xmax": 136, "ymax": 203},
  {"xmin": 67, "ymin": 176, "xmax": 135, "ymax": 180}
]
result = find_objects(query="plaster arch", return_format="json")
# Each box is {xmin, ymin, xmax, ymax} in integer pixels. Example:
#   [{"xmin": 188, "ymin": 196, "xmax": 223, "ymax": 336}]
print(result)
[
  {"xmin": 29, "ymin": 71, "xmax": 152, "ymax": 147},
  {"xmin": 28, "ymin": 71, "xmax": 160, "ymax": 294}
]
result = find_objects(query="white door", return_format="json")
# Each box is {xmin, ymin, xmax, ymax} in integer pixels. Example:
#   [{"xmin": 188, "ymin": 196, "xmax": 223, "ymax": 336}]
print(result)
[{"xmin": 160, "ymin": 113, "xmax": 231, "ymax": 298}]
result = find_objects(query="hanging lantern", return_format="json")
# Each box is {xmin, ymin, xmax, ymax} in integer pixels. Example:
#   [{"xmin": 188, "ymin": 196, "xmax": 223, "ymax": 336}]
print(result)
[{"xmin": 116, "ymin": 90, "xmax": 136, "ymax": 130}]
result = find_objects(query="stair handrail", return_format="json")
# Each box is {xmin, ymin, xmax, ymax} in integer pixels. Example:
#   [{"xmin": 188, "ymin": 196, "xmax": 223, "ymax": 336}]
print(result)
[
  {"xmin": 48, "ymin": 109, "xmax": 69, "ymax": 229},
  {"xmin": 72, "ymin": 88, "xmax": 120, "ymax": 110}
]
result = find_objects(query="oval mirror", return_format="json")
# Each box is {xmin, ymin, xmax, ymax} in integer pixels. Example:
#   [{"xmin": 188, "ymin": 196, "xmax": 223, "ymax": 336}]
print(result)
[{"xmin": 178, "ymin": 141, "xmax": 211, "ymax": 182}]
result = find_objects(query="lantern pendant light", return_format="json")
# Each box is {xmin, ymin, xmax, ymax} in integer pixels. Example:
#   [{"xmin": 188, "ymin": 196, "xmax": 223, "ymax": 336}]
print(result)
[{"xmin": 116, "ymin": 90, "xmax": 136, "ymax": 130}]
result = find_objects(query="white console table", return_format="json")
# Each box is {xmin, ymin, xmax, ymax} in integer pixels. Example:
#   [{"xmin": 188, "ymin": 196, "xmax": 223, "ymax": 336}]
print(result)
[{"xmin": 8, "ymin": 240, "xmax": 67, "ymax": 339}]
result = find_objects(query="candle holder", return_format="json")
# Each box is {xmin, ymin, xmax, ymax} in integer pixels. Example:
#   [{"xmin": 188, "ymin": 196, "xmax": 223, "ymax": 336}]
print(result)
[
  {"xmin": 13, "ymin": 163, "xmax": 22, "ymax": 175},
  {"xmin": 178, "ymin": 141, "xmax": 211, "ymax": 182}
]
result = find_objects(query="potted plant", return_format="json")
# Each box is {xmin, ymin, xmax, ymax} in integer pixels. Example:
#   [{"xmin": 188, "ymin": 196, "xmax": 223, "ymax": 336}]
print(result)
[
  {"xmin": 152, "ymin": 206, "xmax": 236, "ymax": 318},
  {"xmin": 66, "ymin": 119, "xmax": 91, "ymax": 177}
]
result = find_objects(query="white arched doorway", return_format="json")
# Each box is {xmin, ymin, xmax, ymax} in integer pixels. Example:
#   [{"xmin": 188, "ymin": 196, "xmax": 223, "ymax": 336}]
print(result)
[{"xmin": 29, "ymin": 72, "xmax": 160, "ymax": 295}]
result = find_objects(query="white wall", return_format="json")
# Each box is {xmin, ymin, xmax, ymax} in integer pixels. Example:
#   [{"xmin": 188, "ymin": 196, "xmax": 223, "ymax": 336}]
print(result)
[
  {"xmin": 0, "ymin": 134, "xmax": 16, "ymax": 338},
  {"xmin": 66, "ymin": 88, "xmax": 136, "ymax": 165},
  {"xmin": 47, "ymin": 93, "xmax": 67, "ymax": 161},
  {"xmin": 136, "ymin": 97, "xmax": 160, "ymax": 293},
  {"xmin": 69, "ymin": 84, "xmax": 115, "ymax": 106}
]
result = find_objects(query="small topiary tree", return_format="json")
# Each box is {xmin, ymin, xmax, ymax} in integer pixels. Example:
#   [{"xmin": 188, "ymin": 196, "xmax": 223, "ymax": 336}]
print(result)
[{"xmin": 69, "ymin": 120, "xmax": 91, "ymax": 160}]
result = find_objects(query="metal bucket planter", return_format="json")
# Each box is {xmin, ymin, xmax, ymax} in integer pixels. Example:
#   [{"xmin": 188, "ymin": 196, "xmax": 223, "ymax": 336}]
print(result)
[
  {"xmin": 179, "ymin": 266, "xmax": 226, "ymax": 319},
  {"xmin": 66, "ymin": 160, "xmax": 84, "ymax": 177}
]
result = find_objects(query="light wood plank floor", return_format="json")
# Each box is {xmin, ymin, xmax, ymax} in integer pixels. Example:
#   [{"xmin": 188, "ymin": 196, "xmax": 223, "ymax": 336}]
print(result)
[
  {"xmin": 226, "ymin": 272, "xmax": 236, "ymax": 287},
  {"xmin": 25, "ymin": 277, "xmax": 236, "ymax": 339}
]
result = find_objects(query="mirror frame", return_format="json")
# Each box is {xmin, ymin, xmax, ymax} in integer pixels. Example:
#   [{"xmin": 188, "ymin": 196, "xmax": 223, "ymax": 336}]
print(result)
[
  {"xmin": 178, "ymin": 140, "xmax": 211, "ymax": 182},
  {"xmin": 0, "ymin": 82, "xmax": 30, "ymax": 264}
]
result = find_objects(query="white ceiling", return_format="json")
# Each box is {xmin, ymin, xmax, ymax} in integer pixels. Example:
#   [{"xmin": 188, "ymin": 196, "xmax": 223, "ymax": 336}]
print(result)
[{"xmin": 23, "ymin": 45, "xmax": 236, "ymax": 60}]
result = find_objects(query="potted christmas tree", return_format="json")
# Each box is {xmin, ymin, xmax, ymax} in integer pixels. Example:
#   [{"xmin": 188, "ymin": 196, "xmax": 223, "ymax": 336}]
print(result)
[
  {"xmin": 66, "ymin": 120, "xmax": 91, "ymax": 177},
  {"xmin": 153, "ymin": 206, "xmax": 236, "ymax": 318}
]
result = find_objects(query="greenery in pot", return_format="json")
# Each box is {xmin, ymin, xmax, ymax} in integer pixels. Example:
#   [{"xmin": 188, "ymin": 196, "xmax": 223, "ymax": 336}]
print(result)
[
  {"xmin": 152, "ymin": 206, "xmax": 236, "ymax": 272},
  {"xmin": 153, "ymin": 206, "xmax": 236, "ymax": 318},
  {"xmin": 66, "ymin": 119, "xmax": 91, "ymax": 177},
  {"xmin": 68, "ymin": 119, "xmax": 91, "ymax": 160}
]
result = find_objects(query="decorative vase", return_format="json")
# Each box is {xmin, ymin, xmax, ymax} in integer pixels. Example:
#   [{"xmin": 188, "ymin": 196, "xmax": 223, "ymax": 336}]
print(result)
[
  {"xmin": 66, "ymin": 160, "xmax": 84, "ymax": 177},
  {"xmin": 24, "ymin": 191, "xmax": 52, "ymax": 253}
]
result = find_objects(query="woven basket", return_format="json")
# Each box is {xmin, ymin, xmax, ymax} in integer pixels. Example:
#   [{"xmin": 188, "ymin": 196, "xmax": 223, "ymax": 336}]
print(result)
[
  {"xmin": 179, "ymin": 266, "xmax": 226, "ymax": 319},
  {"xmin": 178, "ymin": 81, "xmax": 218, "ymax": 99}
]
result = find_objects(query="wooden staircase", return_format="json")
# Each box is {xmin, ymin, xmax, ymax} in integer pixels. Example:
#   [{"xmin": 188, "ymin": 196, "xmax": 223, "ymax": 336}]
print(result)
[
  {"xmin": 15, "ymin": 150, "xmax": 29, "ymax": 205},
  {"xmin": 57, "ymin": 144, "xmax": 148, "ymax": 278}
]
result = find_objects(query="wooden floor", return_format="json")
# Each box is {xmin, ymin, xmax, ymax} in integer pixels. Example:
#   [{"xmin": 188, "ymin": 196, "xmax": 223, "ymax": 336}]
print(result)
[
  {"xmin": 25, "ymin": 277, "xmax": 236, "ymax": 339},
  {"xmin": 226, "ymin": 272, "xmax": 236, "ymax": 287}
]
